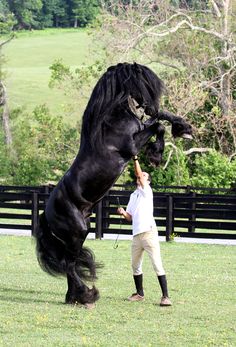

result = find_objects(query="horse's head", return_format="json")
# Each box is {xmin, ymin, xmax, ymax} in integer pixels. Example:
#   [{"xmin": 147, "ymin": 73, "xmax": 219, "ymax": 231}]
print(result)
[
  {"xmin": 171, "ymin": 117, "xmax": 193, "ymax": 139},
  {"xmin": 127, "ymin": 63, "xmax": 164, "ymax": 118},
  {"xmin": 103, "ymin": 62, "xmax": 164, "ymax": 121}
]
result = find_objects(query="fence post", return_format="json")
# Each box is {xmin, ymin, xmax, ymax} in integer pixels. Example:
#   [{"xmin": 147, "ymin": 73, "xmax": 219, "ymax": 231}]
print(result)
[
  {"xmin": 186, "ymin": 185, "xmax": 191, "ymax": 194},
  {"xmin": 102, "ymin": 192, "xmax": 110, "ymax": 230},
  {"xmin": 95, "ymin": 200, "xmax": 103, "ymax": 239},
  {"xmin": 188, "ymin": 192, "xmax": 196, "ymax": 233},
  {"xmin": 31, "ymin": 192, "xmax": 39, "ymax": 236},
  {"xmin": 166, "ymin": 195, "xmax": 173, "ymax": 242}
]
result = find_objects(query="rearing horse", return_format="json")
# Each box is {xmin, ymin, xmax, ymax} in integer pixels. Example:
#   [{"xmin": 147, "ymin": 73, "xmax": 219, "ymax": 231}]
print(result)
[{"xmin": 35, "ymin": 62, "xmax": 192, "ymax": 307}]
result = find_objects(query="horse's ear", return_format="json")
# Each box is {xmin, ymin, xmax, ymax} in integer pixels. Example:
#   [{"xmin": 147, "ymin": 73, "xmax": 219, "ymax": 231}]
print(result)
[
  {"xmin": 133, "ymin": 62, "xmax": 142, "ymax": 73},
  {"xmin": 107, "ymin": 65, "xmax": 115, "ymax": 72}
]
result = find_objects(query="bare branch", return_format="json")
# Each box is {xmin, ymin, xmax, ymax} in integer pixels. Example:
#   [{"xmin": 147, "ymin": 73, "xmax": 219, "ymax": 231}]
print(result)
[
  {"xmin": 165, "ymin": 142, "xmax": 212, "ymax": 156},
  {"xmin": 0, "ymin": 34, "xmax": 15, "ymax": 49},
  {"xmin": 146, "ymin": 19, "xmax": 225, "ymax": 41},
  {"xmin": 163, "ymin": 149, "xmax": 173, "ymax": 170},
  {"xmin": 210, "ymin": 0, "xmax": 222, "ymax": 17},
  {"xmin": 184, "ymin": 148, "xmax": 212, "ymax": 155}
]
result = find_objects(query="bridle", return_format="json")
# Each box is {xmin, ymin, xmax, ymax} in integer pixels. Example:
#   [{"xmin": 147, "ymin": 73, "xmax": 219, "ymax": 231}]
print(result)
[{"xmin": 128, "ymin": 95, "xmax": 147, "ymax": 122}]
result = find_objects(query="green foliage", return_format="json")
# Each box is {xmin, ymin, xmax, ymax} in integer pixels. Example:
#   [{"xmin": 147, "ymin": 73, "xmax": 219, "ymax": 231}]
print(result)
[
  {"xmin": 48, "ymin": 59, "xmax": 72, "ymax": 89},
  {"xmin": 49, "ymin": 58, "xmax": 105, "ymax": 96},
  {"xmin": 71, "ymin": 0, "xmax": 100, "ymax": 27},
  {"xmin": 0, "ymin": 11, "xmax": 16, "ymax": 35},
  {"xmin": 127, "ymin": 148, "xmax": 236, "ymax": 190},
  {"xmin": 8, "ymin": 0, "xmax": 43, "ymax": 29},
  {"xmin": 0, "ymin": 127, "xmax": 11, "ymax": 183},
  {"xmin": 190, "ymin": 150, "xmax": 236, "ymax": 188},
  {"xmin": 3, "ymin": 105, "xmax": 79, "ymax": 185},
  {"xmin": 4, "ymin": 0, "xmax": 101, "ymax": 29},
  {"xmin": 37, "ymin": 0, "xmax": 66, "ymax": 28}
]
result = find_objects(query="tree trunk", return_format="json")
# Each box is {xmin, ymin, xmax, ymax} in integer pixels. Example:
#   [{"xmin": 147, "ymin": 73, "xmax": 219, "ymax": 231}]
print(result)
[
  {"xmin": 219, "ymin": 71, "xmax": 231, "ymax": 117},
  {"xmin": 219, "ymin": 0, "xmax": 232, "ymax": 117},
  {"xmin": 0, "ymin": 81, "xmax": 13, "ymax": 147}
]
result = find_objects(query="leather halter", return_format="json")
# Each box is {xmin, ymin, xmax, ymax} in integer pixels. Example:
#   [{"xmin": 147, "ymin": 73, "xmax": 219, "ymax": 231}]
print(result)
[{"xmin": 128, "ymin": 95, "xmax": 146, "ymax": 122}]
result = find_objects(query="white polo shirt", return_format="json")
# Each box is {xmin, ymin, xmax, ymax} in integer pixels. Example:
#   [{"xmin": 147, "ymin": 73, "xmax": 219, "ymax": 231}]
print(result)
[{"xmin": 126, "ymin": 183, "xmax": 156, "ymax": 236}]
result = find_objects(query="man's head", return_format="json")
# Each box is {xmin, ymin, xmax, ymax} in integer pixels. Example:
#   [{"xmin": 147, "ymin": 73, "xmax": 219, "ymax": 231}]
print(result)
[{"xmin": 136, "ymin": 171, "xmax": 152, "ymax": 186}]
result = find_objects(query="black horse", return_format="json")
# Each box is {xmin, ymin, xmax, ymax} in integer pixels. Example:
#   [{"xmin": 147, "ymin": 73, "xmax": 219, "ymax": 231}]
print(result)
[{"xmin": 35, "ymin": 62, "xmax": 192, "ymax": 307}]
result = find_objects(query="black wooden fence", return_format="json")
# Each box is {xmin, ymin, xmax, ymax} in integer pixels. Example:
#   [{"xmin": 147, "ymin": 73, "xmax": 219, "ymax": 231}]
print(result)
[{"xmin": 0, "ymin": 184, "xmax": 236, "ymax": 241}]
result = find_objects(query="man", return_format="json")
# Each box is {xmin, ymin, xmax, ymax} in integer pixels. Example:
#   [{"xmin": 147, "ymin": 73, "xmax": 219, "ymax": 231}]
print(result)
[{"xmin": 117, "ymin": 156, "xmax": 172, "ymax": 306}]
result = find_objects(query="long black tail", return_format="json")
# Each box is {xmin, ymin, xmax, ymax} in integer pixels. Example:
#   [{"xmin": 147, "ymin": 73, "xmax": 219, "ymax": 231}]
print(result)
[{"xmin": 34, "ymin": 212, "xmax": 100, "ymax": 281}]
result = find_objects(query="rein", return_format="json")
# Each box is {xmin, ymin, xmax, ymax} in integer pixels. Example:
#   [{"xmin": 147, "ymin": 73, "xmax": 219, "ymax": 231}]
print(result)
[{"xmin": 113, "ymin": 197, "xmax": 122, "ymax": 249}]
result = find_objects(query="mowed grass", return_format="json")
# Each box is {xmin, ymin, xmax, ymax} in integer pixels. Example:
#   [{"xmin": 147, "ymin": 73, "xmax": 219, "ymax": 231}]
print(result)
[
  {"xmin": 0, "ymin": 236, "xmax": 235, "ymax": 347},
  {"xmin": 3, "ymin": 29, "xmax": 94, "ymax": 118}
]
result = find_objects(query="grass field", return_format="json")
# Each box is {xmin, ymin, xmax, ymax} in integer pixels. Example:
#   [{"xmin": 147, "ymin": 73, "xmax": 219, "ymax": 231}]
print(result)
[
  {"xmin": 0, "ymin": 236, "xmax": 235, "ymax": 347},
  {"xmin": 4, "ymin": 29, "xmax": 94, "ymax": 119}
]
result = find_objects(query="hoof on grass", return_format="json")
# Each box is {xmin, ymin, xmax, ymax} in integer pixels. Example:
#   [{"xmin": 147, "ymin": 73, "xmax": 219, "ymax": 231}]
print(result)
[{"xmin": 83, "ymin": 302, "xmax": 96, "ymax": 309}]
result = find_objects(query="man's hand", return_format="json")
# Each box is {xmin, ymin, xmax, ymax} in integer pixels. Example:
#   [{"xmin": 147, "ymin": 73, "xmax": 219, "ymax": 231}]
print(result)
[
  {"xmin": 117, "ymin": 207, "xmax": 132, "ymax": 222},
  {"xmin": 117, "ymin": 207, "xmax": 125, "ymax": 215}
]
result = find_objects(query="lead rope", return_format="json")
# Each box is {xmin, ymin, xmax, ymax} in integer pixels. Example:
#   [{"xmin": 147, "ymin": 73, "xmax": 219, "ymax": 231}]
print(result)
[{"xmin": 113, "ymin": 196, "xmax": 121, "ymax": 249}]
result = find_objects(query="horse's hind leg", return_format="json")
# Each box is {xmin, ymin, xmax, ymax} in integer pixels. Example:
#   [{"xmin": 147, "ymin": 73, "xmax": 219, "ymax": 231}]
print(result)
[
  {"xmin": 64, "ymin": 235, "xmax": 99, "ymax": 306},
  {"xmin": 65, "ymin": 273, "xmax": 99, "ymax": 306}
]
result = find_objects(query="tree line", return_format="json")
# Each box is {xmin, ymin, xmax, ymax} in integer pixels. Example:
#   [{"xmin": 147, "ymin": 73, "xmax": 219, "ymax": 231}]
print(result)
[{"xmin": 0, "ymin": 0, "xmax": 100, "ymax": 29}]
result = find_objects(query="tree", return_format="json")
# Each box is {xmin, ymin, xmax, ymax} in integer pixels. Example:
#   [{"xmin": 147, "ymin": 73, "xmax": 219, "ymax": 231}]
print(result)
[
  {"xmin": 190, "ymin": 150, "xmax": 236, "ymax": 188},
  {"xmin": 98, "ymin": 0, "xmax": 236, "ymax": 157},
  {"xmin": 5, "ymin": 105, "xmax": 79, "ymax": 185},
  {"xmin": 8, "ymin": 0, "xmax": 43, "ymax": 29},
  {"xmin": 70, "ymin": 0, "xmax": 100, "ymax": 28},
  {"xmin": 0, "ymin": 10, "xmax": 15, "ymax": 152}
]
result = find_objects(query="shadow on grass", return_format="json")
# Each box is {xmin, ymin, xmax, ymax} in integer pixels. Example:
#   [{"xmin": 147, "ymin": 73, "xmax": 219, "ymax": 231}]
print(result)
[{"xmin": 0, "ymin": 286, "xmax": 64, "ymax": 305}]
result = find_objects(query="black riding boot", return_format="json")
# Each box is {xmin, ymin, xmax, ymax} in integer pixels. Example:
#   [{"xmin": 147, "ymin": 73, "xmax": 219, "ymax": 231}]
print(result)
[
  {"xmin": 133, "ymin": 274, "xmax": 144, "ymax": 296},
  {"xmin": 158, "ymin": 275, "xmax": 169, "ymax": 297}
]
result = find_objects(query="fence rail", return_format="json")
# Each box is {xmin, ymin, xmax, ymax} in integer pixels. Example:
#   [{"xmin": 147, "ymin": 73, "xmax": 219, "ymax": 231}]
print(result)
[{"xmin": 0, "ymin": 185, "xmax": 235, "ymax": 241}]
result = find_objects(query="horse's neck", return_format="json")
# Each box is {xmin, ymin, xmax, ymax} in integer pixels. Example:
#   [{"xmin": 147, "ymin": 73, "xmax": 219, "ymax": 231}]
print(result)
[{"xmin": 69, "ymin": 152, "xmax": 124, "ymax": 204}]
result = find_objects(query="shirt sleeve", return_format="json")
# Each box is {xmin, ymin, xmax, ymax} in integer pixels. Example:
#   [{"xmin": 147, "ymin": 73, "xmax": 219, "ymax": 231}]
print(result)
[{"xmin": 126, "ymin": 199, "xmax": 132, "ymax": 215}]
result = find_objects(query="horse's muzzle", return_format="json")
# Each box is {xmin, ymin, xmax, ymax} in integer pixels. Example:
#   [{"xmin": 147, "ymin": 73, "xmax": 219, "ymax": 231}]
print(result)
[{"xmin": 182, "ymin": 133, "xmax": 193, "ymax": 140}]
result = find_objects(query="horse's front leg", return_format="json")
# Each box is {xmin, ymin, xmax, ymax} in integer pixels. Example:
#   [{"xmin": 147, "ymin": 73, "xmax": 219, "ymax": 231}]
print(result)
[
  {"xmin": 145, "ymin": 123, "xmax": 165, "ymax": 166},
  {"xmin": 158, "ymin": 111, "xmax": 193, "ymax": 139},
  {"xmin": 132, "ymin": 121, "xmax": 161, "ymax": 154}
]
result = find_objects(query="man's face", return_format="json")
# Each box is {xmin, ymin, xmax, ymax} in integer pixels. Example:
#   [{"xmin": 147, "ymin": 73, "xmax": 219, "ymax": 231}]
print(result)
[{"xmin": 136, "ymin": 172, "xmax": 150, "ymax": 186}]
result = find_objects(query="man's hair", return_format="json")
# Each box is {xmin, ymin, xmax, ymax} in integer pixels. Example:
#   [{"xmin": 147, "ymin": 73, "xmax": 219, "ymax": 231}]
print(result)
[{"xmin": 147, "ymin": 173, "xmax": 152, "ymax": 184}]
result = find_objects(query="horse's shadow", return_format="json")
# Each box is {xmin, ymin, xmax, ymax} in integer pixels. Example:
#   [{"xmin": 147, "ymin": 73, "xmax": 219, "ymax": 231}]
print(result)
[{"xmin": 0, "ymin": 286, "xmax": 63, "ymax": 305}]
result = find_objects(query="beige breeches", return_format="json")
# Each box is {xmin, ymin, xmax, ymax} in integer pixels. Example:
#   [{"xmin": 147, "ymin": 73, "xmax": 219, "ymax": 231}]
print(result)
[{"xmin": 131, "ymin": 230, "xmax": 165, "ymax": 276}]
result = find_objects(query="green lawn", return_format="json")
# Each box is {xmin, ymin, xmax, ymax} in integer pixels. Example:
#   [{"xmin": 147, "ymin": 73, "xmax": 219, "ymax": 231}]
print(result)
[
  {"xmin": 3, "ymin": 29, "xmax": 93, "ymax": 118},
  {"xmin": 0, "ymin": 236, "xmax": 235, "ymax": 346}
]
